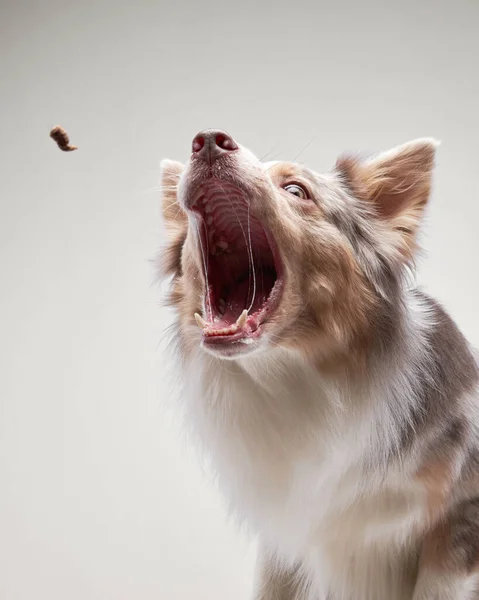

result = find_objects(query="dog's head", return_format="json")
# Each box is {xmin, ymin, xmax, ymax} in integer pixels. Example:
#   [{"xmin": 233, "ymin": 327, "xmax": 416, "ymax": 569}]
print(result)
[{"xmin": 160, "ymin": 130, "xmax": 437, "ymax": 363}]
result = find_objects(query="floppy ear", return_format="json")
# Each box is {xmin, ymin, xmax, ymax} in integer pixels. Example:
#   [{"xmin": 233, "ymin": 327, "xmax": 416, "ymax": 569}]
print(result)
[
  {"xmin": 336, "ymin": 138, "xmax": 439, "ymax": 259},
  {"xmin": 159, "ymin": 159, "xmax": 187, "ymax": 277}
]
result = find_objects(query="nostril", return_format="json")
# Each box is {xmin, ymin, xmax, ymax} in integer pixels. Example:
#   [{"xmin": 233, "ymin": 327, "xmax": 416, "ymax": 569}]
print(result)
[
  {"xmin": 216, "ymin": 134, "xmax": 237, "ymax": 151},
  {"xmin": 192, "ymin": 135, "xmax": 205, "ymax": 153},
  {"xmin": 191, "ymin": 129, "xmax": 238, "ymax": 164}
]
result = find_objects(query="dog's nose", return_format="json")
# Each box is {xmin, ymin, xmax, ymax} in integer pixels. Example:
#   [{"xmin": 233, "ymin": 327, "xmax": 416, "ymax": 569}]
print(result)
[{"xmin": 191, "ymin": 129, "xmax": 238, "ymax": 165}]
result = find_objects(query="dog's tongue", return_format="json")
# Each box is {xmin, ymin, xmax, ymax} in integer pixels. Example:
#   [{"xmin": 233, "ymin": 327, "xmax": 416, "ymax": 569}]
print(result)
[
  {"xmin": 206, "ymin": 270, "xmax": 275, "ymax": 333},
  {"xmin": 195, "ymin": 268, "xmax": 277, "ymax": 337},
  {"xmin": 207, "ymin": 279, "xmax": 251, "ymax": 330}
]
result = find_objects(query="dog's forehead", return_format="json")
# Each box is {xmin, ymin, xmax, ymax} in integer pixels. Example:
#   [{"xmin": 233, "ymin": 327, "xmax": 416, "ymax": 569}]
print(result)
[{"xmin": 262, "ymin": 160, "xmax": 321, "ymax": 187}]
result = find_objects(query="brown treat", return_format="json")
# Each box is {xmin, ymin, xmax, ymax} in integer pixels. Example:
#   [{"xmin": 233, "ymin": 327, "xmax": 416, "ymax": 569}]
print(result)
[{"xmin": 50, "ymin": 126, "xmax": 78, "ymax": 152}]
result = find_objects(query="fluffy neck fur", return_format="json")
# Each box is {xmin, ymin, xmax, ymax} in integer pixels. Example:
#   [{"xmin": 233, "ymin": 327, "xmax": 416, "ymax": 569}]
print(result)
[
  {"xmin": 172, "ymin": 284, "xmax": 478, "ymax": 599},
  {"xmin": 178, "ymin": 285, "xmax": 430, "ymax": 518}
]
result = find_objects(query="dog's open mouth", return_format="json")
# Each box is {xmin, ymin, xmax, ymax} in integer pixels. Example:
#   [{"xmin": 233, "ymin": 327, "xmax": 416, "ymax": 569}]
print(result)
[{"xmin": 192, "ymin": 180, "xmax": 283, "ymax": 347}]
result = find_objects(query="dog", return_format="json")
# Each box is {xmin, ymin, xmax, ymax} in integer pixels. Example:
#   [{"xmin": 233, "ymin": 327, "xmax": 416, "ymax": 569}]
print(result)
[{"xmin": 158, "ymin": 129, "xmax": 479, "ymax": 599}]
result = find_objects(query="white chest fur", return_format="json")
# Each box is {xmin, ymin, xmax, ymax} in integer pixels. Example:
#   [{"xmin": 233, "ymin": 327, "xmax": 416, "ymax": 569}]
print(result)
[{"xmin": 181, "ymin": 348, "xmax": 423, "ymax": 600}]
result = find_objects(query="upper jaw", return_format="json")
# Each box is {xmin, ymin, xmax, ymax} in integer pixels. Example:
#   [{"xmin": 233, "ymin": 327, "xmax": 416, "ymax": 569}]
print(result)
[
  {"xmin": 179, "ymin": 145, "xmax": 264, "ymax": 212},
  {"xmin": 179, "ymin": 156, "xmax": 285, "ymax": 358}
]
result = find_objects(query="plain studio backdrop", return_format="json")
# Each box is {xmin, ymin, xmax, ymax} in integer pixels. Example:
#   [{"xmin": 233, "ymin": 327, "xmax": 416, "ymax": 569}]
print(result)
[{"xmin": 1, "ymin": 0, "xmax": 478, "ymax": 598}]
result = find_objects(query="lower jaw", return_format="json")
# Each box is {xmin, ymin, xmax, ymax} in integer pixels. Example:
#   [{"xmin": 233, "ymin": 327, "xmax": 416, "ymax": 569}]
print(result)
[
  {"xmin": 200, "ymin": 309, "xmax": 269, "ymax": 358},
  {"xmin": 202, "ymin": 324, "xmax": 264, "ymax": 347},
  {"xmin": 198, "ymin": 276, "xmax": 284, "ymax": 357},
  {"xmin": 201, "ymin": 328, "xmax": 265, "ymax": 359}
]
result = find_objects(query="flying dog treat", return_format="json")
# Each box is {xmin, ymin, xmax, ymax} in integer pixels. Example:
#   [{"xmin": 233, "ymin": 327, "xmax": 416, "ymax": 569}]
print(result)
[{"xmin": 50, "ymin": 126, "xmax": 77, "ymax": 152}]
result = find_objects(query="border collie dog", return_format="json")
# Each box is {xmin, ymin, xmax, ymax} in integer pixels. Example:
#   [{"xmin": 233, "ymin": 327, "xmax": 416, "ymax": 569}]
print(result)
[{"xmin": 159, "ymin": 130, "xmax": 479, "ymax": 600}]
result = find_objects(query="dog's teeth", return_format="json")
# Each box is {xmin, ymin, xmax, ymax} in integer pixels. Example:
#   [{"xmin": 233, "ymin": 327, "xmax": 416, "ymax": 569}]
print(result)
[
  {"xmin": 194, "ymin": 313, "xmax": 207, "ymax": 329},
  {"xmin": 236, "ymin": 309, "xmax": 248, "ymax": 329}
]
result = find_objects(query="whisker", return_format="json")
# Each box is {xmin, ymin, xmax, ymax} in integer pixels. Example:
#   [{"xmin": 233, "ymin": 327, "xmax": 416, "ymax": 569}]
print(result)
[
  {"xmin": 293, "ymin": 137, "xmax": 316, "ymax": 162},
  {"xmin": 203, "ymin": 217, "xmax": 210, "ymax": 310},
  {"xmin": 194, "ymin": 218, "xmax": 212, "ymax": 320},
  {"xmin": 216, "ymin": 181, "xmax": 256, "ymax": 315},
  {"xmin": 265, "ymin": 151, "xmax": 283, "ymax": 162},
  {"xmin": 162, "ymin": 198, "xmax": 180, "ymax": 211},
  {"xmin": 170, "ymin": 205, "xmax": 186, "ymax": 222},
  {"xmin": 260, "ymin": 143, "xmax": 280, "ymax": 162},
  {"xmin": 139, "ymin": 185, "xmax": 179, "ymax": 197},
  {"xmin": 259, "ymin": 247, "xmax": 265, "ymax": 306},
  {"xmin": 246, "ymin": 203, "xmax": 257, "ymax": 313}
]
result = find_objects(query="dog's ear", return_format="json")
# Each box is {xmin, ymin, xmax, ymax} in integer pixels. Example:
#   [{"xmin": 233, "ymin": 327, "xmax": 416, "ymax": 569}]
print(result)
[
  {"xmin": 160, "ymin": 159, "xmax": 187, "ymax": 234},
  {"xmin": 336, "ymin": 139, "xmax": 439, "ymax": 260},
  {"xmin": 159, "ymin": 159, "xmax": 187, "ymax": 277}
]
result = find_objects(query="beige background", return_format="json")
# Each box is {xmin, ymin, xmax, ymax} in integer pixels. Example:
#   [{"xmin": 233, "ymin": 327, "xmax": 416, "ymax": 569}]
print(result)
[{"xmin": 1, "ymin": 0, "xmax": 478, "ymax": 598}]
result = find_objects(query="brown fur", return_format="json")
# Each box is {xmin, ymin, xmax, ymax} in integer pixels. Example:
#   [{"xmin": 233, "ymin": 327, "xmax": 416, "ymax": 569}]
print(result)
[
  {"xmin": 159, "ymin": 136, "xmax": 479, "ymax": 599},
  {"xmin": 417, "ymin": 459, "xmax": 455, "ymax": 524},
  {"xmin": 336, "ymin": 140, "xmax": 435, "ymax": 262}
]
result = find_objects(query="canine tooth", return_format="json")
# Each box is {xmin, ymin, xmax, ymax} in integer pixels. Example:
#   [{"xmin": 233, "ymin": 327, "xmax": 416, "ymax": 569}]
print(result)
[
  {"xmin": 236, "ymin": 309, "xmax": 248, "ymax": 329},
  {"xmin": 194, "ymin": 313, "xmax": 207, "ymax": 329}
]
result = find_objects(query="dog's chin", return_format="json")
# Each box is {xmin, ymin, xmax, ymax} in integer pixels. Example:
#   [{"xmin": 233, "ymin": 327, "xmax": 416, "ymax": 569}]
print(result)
[{"xmin": 200, "ymin": 325, "xmax": 268, "ymax": 360}]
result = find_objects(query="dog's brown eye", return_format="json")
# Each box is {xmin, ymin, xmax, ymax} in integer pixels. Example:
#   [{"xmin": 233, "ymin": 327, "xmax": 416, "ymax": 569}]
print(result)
[{"xmin": 283, "ymin": 184, "xmax": 308, "ymax": 200}]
